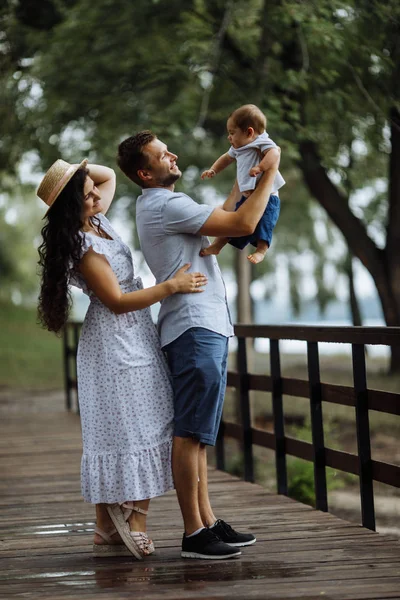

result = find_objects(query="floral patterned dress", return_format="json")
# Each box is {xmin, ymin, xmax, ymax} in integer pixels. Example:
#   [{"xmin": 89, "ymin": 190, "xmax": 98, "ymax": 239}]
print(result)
[{"xmin": 71, "ymin": 213, "xmax": 174, "ymax": 504}]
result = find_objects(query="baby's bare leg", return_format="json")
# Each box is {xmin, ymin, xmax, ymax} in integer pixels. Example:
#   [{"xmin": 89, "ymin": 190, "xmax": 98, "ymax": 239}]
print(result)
[
  {"xmin": 248, "ymin": 239, "xmax": 269, "ymax": 264},
  {"xmin": 200, "ymin": 237, "xmax": 229, "ymax": 257}
]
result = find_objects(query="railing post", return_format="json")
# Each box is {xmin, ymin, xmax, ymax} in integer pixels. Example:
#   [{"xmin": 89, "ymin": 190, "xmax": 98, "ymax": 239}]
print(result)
[
  {"xmin": 237, "ymin": 337, "xmax": 254, "ymax": 482},
  {"xmin": 62, "ymin": 325, "xmax": 72, "ymax": 411},
  {"xmin": 307, "ymin": 342, "xmax": 328, "ymax": 512},
  {"xmin": 352, "ymin": 343, "xmax": 375, "ymax": 530},
  {"xmin": 270, "ymin": 339, "xmax": 287, "ymax": 495}
]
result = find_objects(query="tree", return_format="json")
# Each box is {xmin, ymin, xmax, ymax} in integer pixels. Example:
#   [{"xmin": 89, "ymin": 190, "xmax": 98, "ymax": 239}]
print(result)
[
  {"xmin": 195, "ymin": 0, "xmax": 400, "ymax": 368},
  {"xmin": 290, "ymin": 1, "xmax": 400, "ymax": 370},
  {"xmin": 2, "ymin": 0, "xmax": 399, "ymax": 367}
]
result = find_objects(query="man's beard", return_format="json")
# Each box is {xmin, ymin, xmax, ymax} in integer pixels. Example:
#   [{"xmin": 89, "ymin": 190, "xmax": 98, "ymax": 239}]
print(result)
[{"xmin": 156, "ymin": 171, "xmax": 181, "ymax": 187}]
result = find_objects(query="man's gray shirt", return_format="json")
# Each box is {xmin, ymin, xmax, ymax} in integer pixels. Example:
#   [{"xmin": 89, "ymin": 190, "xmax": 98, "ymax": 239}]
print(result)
[{"xmin": 136, "ymin": 187, "xmax": 234, "ymax": 347}]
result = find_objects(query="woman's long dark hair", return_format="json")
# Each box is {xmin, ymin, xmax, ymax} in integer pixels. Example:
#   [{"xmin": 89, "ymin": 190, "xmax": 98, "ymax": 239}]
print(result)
[{"xmin": 38, "ymin": 167, "xmax": 91, "ymax": 333}]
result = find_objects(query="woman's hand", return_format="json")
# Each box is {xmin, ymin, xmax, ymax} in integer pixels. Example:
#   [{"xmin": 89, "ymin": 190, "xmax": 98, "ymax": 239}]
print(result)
[{"xmin": 170, "ymin": 263, "xmax": 208, "ymax": 294}]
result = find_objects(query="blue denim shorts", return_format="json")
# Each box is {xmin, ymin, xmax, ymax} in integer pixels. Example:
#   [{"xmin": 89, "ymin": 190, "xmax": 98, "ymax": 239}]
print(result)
[
  {"xmin": 164, "ymin": 327, "xmax": 228, "ymax": 446},
  {"xmin": 229, "ymin": 193, "xmax": 281, "ymax": 250}
]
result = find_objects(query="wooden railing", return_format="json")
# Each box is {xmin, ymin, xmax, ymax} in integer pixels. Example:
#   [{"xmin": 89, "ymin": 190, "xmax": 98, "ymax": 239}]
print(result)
[
  {"xmin": 63, "ymin": 321, "xmax": 81, "ymax": 413},
  {"xmin": 63, "ymin": 322, "xmax": 400, "ymax": 531}
]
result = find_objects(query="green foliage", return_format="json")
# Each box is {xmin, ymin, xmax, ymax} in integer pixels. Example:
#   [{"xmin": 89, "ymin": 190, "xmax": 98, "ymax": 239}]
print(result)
[
  {"xmin": 0, "ymin": 179, "xmax": 43, "ymax": 302},
  {"xmin": 1, "ymin": 0, "xmax": 399, "ymax": 321},
  {"xmin": 225, "ymin": 450, "xmax": 264, "ymax": 482},
  {"xmin": 287, "ymin": 458, "xmax": 316, "ymax": 506},
  {"xmin": 287, "ymin": 421, "xmax": 345, "ymax": 506},
  {"xmin": 287, "ymin": 459, "xmax": 346, "ymax": 507},
  {"xmin": 0, "ymin": 301, "xmax": 63, "ymax": 390}
]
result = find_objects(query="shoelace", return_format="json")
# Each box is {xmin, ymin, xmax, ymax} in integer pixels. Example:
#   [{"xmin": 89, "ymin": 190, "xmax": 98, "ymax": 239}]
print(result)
[
  {"xmin": 204, "ymin": 528, "xmax": 222, "ymax": 543},
  {"xmin": 215, "ymin": 519, "xmax": 235, "ymax": 535}
]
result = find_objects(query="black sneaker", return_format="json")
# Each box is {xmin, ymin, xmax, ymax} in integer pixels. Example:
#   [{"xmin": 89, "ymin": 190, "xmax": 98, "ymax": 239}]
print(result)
[
  {"xmin": 210, "ymin": 519, "xmax": 256, "ymax": 547},
  {"xmin": 181, "ymin": 528, "xmax": 241, "ymax": 559}
]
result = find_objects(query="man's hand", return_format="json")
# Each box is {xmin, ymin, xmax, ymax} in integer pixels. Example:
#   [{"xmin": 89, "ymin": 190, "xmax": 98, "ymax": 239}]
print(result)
[{"xmin": 201, "ymin": 169, "xmax": 216, "ymax": 180}]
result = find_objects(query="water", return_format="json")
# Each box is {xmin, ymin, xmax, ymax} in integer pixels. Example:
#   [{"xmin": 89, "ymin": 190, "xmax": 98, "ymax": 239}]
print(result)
[
  {"xmin": 229, "ymin": 318, "xmax": 389, "ymax": 358},
  {"xmin": 72, "ymin": 290, "xmax": 389, "ymax": 358}
]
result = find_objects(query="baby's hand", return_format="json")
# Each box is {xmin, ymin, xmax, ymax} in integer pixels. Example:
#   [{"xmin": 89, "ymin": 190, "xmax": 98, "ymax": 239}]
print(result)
[
  {"xmin": 201, "ymin": 169, "xmax": 216, "ymax": 180},
  {"xmin": 249, "ymin": 165, "xmax": 263, "ymax": 177}
]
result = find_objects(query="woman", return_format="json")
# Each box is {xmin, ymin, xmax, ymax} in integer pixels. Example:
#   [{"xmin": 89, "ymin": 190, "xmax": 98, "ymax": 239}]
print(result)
[{"xmin": 37, "ymin": 159, "xmax": 207, "ymax": 559}]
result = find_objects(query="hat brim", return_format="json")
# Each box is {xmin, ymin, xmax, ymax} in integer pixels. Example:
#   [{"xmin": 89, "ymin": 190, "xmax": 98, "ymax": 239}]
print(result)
[{"xmin": 44, "ymin": 158, "xmax": 88, "ymax": 217}]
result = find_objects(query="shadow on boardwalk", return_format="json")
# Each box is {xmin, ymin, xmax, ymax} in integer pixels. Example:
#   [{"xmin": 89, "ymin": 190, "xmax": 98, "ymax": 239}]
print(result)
[{"xmin": 0, "ymin": 390, "xmax": 399, "ymax": 599}]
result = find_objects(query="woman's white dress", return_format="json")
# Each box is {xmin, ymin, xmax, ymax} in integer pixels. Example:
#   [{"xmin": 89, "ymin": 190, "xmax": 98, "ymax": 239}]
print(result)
[{"xmin": 71, "ymin": 213, "xmax": 174, "ymax": 503}]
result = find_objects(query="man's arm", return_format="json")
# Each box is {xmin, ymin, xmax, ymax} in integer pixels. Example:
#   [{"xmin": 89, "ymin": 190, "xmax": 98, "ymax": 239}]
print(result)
[
  {"xmin": 198, "ymin": 148, "xmax": 280, "ymax": 237},
  {"xmin": 201, "ymin": 152, "xmax": 235, "ymax": 179}
]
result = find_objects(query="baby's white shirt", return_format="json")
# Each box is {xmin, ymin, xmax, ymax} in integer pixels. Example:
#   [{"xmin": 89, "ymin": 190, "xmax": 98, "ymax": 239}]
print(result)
[{"xmin": 228, "ymin": 132, "xmax": 285, "ymax": 194}]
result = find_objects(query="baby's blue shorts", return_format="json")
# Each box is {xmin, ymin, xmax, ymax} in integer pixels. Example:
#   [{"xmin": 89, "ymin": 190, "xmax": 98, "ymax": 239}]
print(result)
[{"xmin": 229, "ymin": 193, "xmax": 280, "ymax": 250}]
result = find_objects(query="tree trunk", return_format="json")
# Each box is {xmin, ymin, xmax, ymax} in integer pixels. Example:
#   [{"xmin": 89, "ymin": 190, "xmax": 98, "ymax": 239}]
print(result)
[
  {"xmin": 384, "ymin": 106, "xmax": 400, "ymax": 372},
  {"xmin": 386, "ymin": 106, "xmax": 400, "ymax": 321},
  {"xmin": 235, "ymin": 250, "xmax": 252, "ymax": 323},
  {"xmin": 298, "ymin": 140, "xmax": 400, "ymax": 372},
  {"xmin": 234, "ymin": 250, "xmax": 254, "ymax": 427},
  {"xmin": 345, "ymin": 254, "xmax": 363, "ymax": 327}
]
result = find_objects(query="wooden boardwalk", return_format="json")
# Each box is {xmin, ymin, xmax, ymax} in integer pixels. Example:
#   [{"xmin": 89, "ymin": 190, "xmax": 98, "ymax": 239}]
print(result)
[{"xmin": 0, "ymin": 390, "xmax": 399, "ymax": 600}]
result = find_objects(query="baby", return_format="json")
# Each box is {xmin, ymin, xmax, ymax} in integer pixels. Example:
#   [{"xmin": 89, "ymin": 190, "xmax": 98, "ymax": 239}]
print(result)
[{"xmin": 201, "ymin": 104, "xmax": 285, "ymax": 264}]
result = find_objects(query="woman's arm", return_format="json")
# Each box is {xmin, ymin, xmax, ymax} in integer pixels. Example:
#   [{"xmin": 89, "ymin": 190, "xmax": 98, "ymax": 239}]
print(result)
[
  {"xmin": 79, "ymin": 250, "xmax": 207, "ymax": 314},
  {"xmin": 86, "ymin": 164, "xmax": 116, "ymax": 215}
]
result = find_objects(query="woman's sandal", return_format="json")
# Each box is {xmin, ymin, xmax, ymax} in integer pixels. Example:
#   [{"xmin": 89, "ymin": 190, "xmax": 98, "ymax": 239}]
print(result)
[
  {"xmin": 122, "ymin": 503, "xmax": 155, "ymax": 556},
  {"xmin": 106, "ymin": 502, "xmax": 155, "ymax": 560},
  {"xmin": 130, "ymin": 530, "xmax": 155, "ymax": 556},
  {"xmin": 106, "ymin": 504, "xmax": 143, "ymax": 560},
  {"xmin": 92, "ymin": 526, "xmax": 133, "ymax": 557}
]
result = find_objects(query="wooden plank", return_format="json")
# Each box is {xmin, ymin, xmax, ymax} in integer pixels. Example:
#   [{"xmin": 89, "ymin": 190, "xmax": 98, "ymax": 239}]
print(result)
[
  {"xmin": 234, "ymin": 323, "xmax": 400, "ymax": 345},
  {"xmin": 0, "ymin": 390, "xmax": 399, "ymax": 600}
]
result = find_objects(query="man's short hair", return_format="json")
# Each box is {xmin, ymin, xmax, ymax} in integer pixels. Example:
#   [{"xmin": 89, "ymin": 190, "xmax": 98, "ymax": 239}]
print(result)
[
  {"xmin": 117, "ymin": 131, "xmax": 156, "ymax": 187},
  {"xmin": 229, "ymin": 104, "xmax": 266, "ymax": 135}
]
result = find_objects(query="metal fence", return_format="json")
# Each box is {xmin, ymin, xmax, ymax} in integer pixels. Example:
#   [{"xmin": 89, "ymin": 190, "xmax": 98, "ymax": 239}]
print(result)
[{"xmin": 63, "ymin": 322, "xmax": 400, "ymax": 531}]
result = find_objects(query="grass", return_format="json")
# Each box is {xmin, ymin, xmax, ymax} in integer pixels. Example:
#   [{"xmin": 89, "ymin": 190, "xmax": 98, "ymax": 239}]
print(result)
[{"xmin": 0, "ymin": 301, "xmax": 63, "ymax": 390}]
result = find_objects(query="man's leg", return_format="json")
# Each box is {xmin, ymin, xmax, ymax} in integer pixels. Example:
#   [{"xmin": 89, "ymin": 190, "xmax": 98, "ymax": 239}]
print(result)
[
  {"xmin": 165, "ymin": 329, "xmax": 241, "ymax": 559},
  {"xmin": 172, "ymin": 436, "xmax": 204, "ymax": 534},
  {"xmin": 196, "ymin": 338, "xmax": 257, "ymax": 548},
  {"xmin": 196, "ymin": 333, "xmax": 228, "ymax": 527},
  {"xmin": 198, "ymin": 443, "xmax": 217, "ymax": 526}
]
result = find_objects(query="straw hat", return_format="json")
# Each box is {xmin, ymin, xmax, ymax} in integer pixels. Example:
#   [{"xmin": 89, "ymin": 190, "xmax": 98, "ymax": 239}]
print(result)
[{"xmin": 37, "ymin": 158, "xmax": 88, "ymax": 214}]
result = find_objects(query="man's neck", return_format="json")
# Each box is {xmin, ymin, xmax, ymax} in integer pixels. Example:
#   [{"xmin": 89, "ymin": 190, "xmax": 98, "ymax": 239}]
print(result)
[{"xmin": 143, "ymin": 183, "xmax": 175, "ymax": 192}]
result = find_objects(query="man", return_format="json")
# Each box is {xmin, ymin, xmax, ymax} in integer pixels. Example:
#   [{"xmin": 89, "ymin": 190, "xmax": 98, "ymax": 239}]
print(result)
[{"xmin": 117, "ymin": 131, "xmax": 280, "ymax": 560}]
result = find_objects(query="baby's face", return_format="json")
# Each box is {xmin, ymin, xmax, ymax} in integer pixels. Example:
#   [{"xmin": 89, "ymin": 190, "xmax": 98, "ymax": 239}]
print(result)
[{"xmin": 227, "ymin": 118, "xmax": 253, "ymax": 149}]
